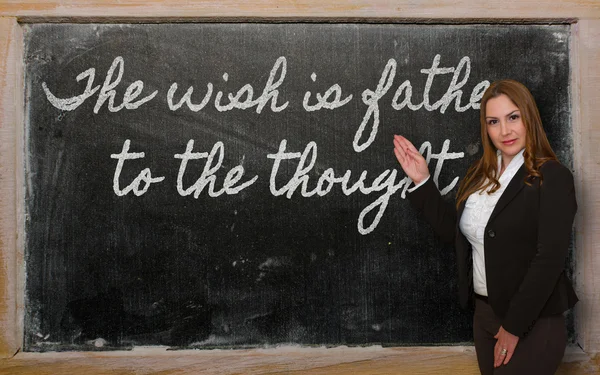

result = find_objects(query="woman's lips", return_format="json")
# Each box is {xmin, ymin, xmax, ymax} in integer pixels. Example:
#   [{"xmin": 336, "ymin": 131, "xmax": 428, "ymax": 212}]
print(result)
[{"xmin": 502, "ymin": 139, "xmax": 517, "ymax": 145}]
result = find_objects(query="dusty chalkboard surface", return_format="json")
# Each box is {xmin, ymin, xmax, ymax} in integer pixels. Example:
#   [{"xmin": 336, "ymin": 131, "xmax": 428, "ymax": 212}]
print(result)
[{"xmin": 23, "ymin": 23, "xmax": 572, "ymax": 351}]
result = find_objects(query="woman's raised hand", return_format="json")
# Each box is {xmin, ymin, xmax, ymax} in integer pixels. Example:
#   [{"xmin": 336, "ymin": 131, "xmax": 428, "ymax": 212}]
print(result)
[{"xmin": 393, "ymin": 135, "xmax": 430, "ymax": 185}]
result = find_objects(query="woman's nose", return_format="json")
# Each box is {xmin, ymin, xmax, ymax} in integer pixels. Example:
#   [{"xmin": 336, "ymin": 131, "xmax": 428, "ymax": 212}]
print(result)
[{"xmin": 500, "ymin": 121, "xmax": 510, "ymax": 136}]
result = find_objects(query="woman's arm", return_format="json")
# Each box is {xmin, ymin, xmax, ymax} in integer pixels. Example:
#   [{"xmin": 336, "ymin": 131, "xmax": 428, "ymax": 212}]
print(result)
[
  {"xmin": 405, "ymin": 177, "xmax": 458, "ymax": 243},
  {"xmin": 502, "ymin": 161, "xmax": 577, "ymax": 337},
  {"xmin": 393, "ymin": 135, "xmax": 458, "ymax": 243}
]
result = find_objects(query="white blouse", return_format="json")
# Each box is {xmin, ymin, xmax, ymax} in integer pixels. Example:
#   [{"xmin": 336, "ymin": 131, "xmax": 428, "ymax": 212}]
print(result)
[{"xmin": 459, "ymin": 149, "xmax": 525, "ymax": 296}]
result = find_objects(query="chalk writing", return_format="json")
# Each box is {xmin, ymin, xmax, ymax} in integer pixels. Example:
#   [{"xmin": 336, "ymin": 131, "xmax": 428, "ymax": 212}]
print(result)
[
  {"xmin": 354, "ymin": 55, "xmax": 489, "ymax": 152},
  {"xmin": 174, "ymin": 140, "xmax": 258, "ymax": 198},
  {"xmin": 47, "ymin": 53, "xmax": 481, "ymax": 234},
  {"xmin": 42, "ymin": 56, "xmax": 158, "ymax": 113},
  {"xmin": 267, "ymin": 139, "xmax": 464, "ymax": 234},
  {"xmin": 168, "ymin": 57, "xmax": 289, "ymax": 114},
  {"xmin": 303, "ymin": 73, "xmax": 353, "ymax": 112},
  {"xmin": 110, "ymin": 139, "xmax": 165, "ymax": 196}
]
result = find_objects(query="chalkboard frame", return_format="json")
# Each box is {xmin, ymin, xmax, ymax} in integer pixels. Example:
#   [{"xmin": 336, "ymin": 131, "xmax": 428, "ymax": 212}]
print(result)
[
  {"xmin": 20, "ymin": 22, "xmax": 575, "ymax": 352},
  {"xmin": 1, "ymin": 1, "xmax": 600, "ymax": 373}
]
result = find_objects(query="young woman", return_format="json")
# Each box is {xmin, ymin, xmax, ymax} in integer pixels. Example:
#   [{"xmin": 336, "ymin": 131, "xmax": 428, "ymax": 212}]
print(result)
[{"xmin": 393, "ymin": 79, "xmax": 578, "ymax": 375}]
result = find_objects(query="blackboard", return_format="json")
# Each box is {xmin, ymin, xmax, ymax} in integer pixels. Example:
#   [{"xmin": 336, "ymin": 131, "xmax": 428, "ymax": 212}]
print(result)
[{"xmin": 23, "ymin": 23, "xmax": 572, "ymax": 351}]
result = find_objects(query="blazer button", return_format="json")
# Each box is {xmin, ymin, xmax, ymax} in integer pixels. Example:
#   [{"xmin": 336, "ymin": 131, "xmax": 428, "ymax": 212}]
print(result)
[{"xmin": 487, "ymin": 230, "xmax": 496, "ymax": 238}]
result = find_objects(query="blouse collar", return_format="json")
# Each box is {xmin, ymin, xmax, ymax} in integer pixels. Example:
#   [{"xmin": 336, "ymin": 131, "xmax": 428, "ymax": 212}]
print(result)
[{"xmin": 497, "ymin": 148, "xmax": 525, "ymax": 176}]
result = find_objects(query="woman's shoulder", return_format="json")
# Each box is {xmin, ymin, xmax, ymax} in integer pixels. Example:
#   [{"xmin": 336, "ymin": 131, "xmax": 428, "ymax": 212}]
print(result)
[{"xmin": 538, "ymin": 159, "xmax": 574, "ymax": 185}]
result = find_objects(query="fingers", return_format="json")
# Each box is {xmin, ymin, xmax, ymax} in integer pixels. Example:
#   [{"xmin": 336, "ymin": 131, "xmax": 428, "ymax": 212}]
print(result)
[
  {"xmin": 394, "ymin": 134, "xmax": 420, "ymax": 154},
  {"xmin": 393, "ymin": 135, "xmax": 410, "ymax": 158},
  {"xmin": 394, "ymin": 135, "xmax": 425, "ymax": 163},
  {"xmin": 494, "ymin": 344, "xmax": 515, "ymax": 367},
  {"xmin": 393, "ymin": 139, "xmax": 405, "ymax": 161},
  {"xmin": 393, "ymin": 146, "xmax": 405, "ymax": 166},
  {"xmin": 393, "ymin": 137, "xmax": 412, "ymax": 167},
  {"xmin": 393, "ymin": 136, "xmax": 416, "ymax": 163},
  {"xmin": 393, "ymin": 135, "xmax": 432, "ymax": 185},
  {"xmin": 504, "ymin": 347, "xmax": 515, "ymax": 366},
  {"xmin": 493, "ymin": 326, "xmax": 519, "ymax": 368},
  {"xmin": 493, "ymin": 345, "xmax": 508, "ymax": 368},
  {"xmin": 493, "ymin": 341, "xmax": 503, "ymax": 368},
  {"xmin": 393, "ymin": 137, "xmax": 404, "ymax": 156}
]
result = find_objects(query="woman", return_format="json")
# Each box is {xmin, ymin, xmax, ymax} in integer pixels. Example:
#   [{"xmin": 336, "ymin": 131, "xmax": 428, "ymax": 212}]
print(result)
[{"xmin": 393, "ymin": 79, "xmax": 578, "ymax": 375}]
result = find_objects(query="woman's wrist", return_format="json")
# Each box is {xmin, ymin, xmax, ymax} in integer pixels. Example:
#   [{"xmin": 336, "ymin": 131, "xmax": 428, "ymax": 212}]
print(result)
[{"xmin": 407, "ymin": 175, "xmax": 431, "ymax": 193}]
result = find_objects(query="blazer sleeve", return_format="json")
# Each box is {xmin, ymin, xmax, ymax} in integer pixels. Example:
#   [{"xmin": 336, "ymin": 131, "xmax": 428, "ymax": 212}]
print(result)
[
  {"xmin": 406, "ymin": 177, "xmax": 457, "ymax": 244},
  {"xmin": 502, "ymin": 161, "xmax": 577, "ymax": 337}
]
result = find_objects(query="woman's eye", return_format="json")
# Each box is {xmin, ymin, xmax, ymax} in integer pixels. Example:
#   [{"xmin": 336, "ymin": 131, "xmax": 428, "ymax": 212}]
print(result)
[
  {"xmin": 487, "ymin": 119, "xmax": 498, "ymax": 125},
  {"xmin": 509, "ymin": 114, "xmax": 520, "ymax": 121}
]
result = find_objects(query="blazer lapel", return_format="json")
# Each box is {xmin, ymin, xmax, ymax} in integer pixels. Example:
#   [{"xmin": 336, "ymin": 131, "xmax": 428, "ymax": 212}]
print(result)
[{"xmin": 488, "ymin": 164, "xmax": 527, "ymax": 223}]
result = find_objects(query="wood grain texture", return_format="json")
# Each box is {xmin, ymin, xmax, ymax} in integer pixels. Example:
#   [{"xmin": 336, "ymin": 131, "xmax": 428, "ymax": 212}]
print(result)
[
  {"xmin": 0, "ymin": 346, "xmax": 597, "ymax": 375},
  {"xmin": 0, "ymin": 0, "xmax": 597, "ymax": 20},
  {"xmin": 0, "ymin": 1, "xmax": 598, "ymax": 373},
  {"xmin": 0, "ymin": 17, "xmax": 23, "ymax": 359},
  {"xmin": 573, "ymin": 19, "xmax": 600, "ymax": 353}
]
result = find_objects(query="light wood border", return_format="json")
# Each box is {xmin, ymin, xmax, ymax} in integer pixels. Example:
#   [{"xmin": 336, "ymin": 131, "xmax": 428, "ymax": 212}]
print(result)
[
  {"xmin": 572, "ymin": 18, "xmax": 600, "ymax": 355},
  {"xmin": 0, "ymin": 1, "xmax": 598, "ymax": 20},
  {"xmin": 0, "ymin": 1, "xmax": 599, "ymax": 373},
  {"xmin": 0, "ymin": 16, "xmax": 23, "ymax": 359}
]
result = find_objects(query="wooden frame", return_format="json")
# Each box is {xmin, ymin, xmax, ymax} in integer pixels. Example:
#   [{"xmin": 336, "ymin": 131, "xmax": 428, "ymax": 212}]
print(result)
[{"xmin": 1, "ymin": 2, "xmax": 599, "ymax": 373}]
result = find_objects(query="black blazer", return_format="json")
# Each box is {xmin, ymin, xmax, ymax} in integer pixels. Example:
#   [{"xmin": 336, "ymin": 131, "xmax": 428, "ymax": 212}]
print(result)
[{"xmin": 408, "ymin": 160, "xmax": 578, "ymax": 338}]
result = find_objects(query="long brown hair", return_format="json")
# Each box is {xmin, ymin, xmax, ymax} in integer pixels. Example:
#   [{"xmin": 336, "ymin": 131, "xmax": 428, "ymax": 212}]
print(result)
[{"xmin": 455, "ymin": 79, "xmax": 557, "ymax": 209}]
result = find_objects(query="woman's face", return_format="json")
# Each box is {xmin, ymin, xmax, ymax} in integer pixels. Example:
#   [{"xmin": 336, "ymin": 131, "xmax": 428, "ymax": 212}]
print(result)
[{"xmin": 485, "ymin": 94, "xmax": 527, "ymax": 167}]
